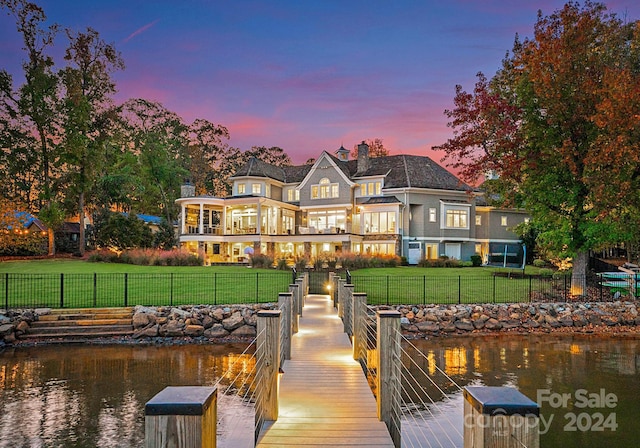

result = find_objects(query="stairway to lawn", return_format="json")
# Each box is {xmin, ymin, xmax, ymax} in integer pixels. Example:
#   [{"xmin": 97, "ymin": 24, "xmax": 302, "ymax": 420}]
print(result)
[{"xmin": 21, "ymin": 308, "xmax": 134, "ymax": 340}]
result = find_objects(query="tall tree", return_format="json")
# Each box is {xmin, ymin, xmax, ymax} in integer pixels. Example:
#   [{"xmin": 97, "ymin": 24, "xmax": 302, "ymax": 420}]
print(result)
[
  {"xmin": 120, "ymin": 98, "xmax": 189, "ymax": 222},
  {"xmin": 1, "ymin": 0, "xmax": 61, "ymax": 254},
  {"xmin": 187, "ymin": 118, "xmax": 230, "ymax": 195},
  {"xmin": 58, "ymin": 27, "xmax": 124, "ymax": 255},
  {"xmin": 438, "ymin": 1, "xmax": 640, "ymax": 296}
]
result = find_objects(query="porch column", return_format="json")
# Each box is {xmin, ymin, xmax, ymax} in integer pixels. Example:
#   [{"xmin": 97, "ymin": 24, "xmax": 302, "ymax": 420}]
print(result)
[
  {"xmin": 181, "ymin": 204, "xmax": 186, "ymax": 234},
  {"xmin": 199, "ymin": 203, "xmax": 204, "ymax": 234},
  {"xmin": 256, "ymin": 201, "xmax": 262, "ymax": 235}
]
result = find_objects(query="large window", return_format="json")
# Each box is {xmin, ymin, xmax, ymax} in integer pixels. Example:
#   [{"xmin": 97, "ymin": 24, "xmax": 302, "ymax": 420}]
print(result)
[
  {"xmin": 252, "ymin": 183, "xmax": 261, "ymax": 195},
  {"xmin": 308, "ymin": 210, "xmax": 346, "ymax": 231},
  {"xmin": 445, "ymin": 209, "xmax": 468, "ymax": 228},
  {"xmin": 237, "ymin": 183, "xmax": 246, "ymax": 194},
  {"xmin": 363, "ymin": 211, "xmax": 396, "ymax": 234},
  {"xmin": 311, "ymin": 178, "xmax": 339, "ymax": 199}
]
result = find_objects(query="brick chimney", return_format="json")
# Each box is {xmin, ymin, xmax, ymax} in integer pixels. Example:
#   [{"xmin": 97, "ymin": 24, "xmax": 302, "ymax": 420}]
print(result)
[{"xmin": 357, "ymin": 141, "xmax": 369, "ymax": 173}]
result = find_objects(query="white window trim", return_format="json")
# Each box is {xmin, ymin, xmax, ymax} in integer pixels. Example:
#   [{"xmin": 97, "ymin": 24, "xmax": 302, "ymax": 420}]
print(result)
[{"xmin": 439, "ymin": 202, "xmax": 471, "ymax": 230}]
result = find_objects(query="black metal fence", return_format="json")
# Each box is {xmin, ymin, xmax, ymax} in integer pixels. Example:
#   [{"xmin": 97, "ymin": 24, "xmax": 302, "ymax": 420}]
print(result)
[
  {"xmin": 346, "ymin": 274, "xmax": 617, "ymax": 305},
  {"xmin": 1, "ymin": 272, "xmax": 292, "ymax": 309}
]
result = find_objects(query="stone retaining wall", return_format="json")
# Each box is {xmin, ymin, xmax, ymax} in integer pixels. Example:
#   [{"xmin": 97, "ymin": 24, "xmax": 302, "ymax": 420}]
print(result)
[{"xmin": 2, "ymin": 301, "xmax": 640, "ymax": 345}]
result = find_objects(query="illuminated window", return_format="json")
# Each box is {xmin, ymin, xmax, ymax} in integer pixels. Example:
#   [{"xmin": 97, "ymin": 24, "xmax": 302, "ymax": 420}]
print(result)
[
  {"xmin": 287, "ymin": 189, "xmax": 300, "ymax": 202},
  {"xmin": 501, "ymin": 216, "xmax": 508, "ymax": 226},
  {"xmin": 252, "ymin": 183, "xmax": 261, "ymax": 195},
  {"xmin": 429, "ymin": 208, "xmax": 436, "ymax": 222},
  {"xmin": 238, "ymin": 183, "xmax": 246, "ymax": 194},
  {"xmin": 361, "ymin": 181, "xmax": 382, "ymax": 196},
  {"xmin": 311, "ymin": 178, "xmax": 338, "ymax": 199},
  {"xmin": 446, "ymin": 209, "xmax": 468, "ymax": 228},
  {"xmin": 475, "ymin": 215, "xmax": 482, "ymax": 226},
  {"xmin": 363, "ymin": 212, "xmax": 396, "ymax": 233}
]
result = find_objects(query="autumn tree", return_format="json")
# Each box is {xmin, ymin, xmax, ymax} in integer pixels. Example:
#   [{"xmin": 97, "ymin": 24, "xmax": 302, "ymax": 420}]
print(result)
[
  {"xmin": 438, "ymin": 1, "xmax": 640, "ymax": 296},
  {"xmin": 245, "ymin": 146, "xmax": 292, "ymax": 166},
  {"xmin": 351, "ymin": 138, "xmax": 389, "ymax": 158}
]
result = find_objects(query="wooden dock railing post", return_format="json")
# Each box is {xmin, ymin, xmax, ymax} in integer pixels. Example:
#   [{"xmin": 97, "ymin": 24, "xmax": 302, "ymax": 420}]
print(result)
[
  {"xmin": 278, "ymin": 293, "xmax": 293, "ymax": 361},
  {"xmin": 377, "ymin": 310, "xmax": 401, "ymax": 448},
  {"xmin": 463, "ymin": 386, "xmax": 540, "ymax": 448},
  {"xmin": 337, "ymin": 278, "xmax": 345, "ymax": 318},
  {"xmin": 352, "ymin": 292, "xmax": 367, "ymax": 364},
  {"xmin": 256, "ymin": 310, "xmax": 282, "ymax": 442},
  {"xmin": 295, "ymin": 277, "xmax": 304, "ymax": 315},
  {"xmin": 342, "ymin": 283, "xmax": 354, "ymax": 337},
  {"xmin": 288, "ymin": 283, "xmax": 300, "ymax": 333},
  {"xmin": 144, "ymin": 386, "xmax": 217, "ymax": 448}
]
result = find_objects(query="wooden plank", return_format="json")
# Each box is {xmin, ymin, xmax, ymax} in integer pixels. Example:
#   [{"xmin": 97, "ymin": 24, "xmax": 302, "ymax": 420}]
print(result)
[{"xmin": 256, "ymin": 294, "xmax": 394, "ymax": 448}]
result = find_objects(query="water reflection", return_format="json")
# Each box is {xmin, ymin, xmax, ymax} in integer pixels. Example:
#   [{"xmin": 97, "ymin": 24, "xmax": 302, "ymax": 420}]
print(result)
[
  {"xmin": 405, "ymin": 334, "xmax": 640, "ymax": 448},
  {"xmin": 0, "ymin": 344, "xmax": 254, "ymax": 448}
]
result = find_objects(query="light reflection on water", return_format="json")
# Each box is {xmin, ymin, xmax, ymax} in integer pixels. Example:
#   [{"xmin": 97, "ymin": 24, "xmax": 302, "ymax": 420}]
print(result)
[
  {"xmin": 0, "ymin": 343, "xmax": 255, "ymax": 448},
  {"xmin": 1, "ymin": 335, "xmax": 639, "ymax": 447},
  {"xmin": 404, "ymin": 334, "xmax": 640, "ymax": 448}
]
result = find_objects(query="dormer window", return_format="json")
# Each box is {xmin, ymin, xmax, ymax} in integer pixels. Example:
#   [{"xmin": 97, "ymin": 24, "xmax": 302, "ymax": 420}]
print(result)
[
  {"xmin": 237, "ymin": 183, "xmax": 246, "ymax": 194},
  {"xmin": 360, "ymin": 181, "xmax": 382, "ymax": 196},
  {"xmin": 252, "ymin": 183, "xmax": 261, "ymax": 195},
  {"xmin": 311, "ymin": 177, "xmax": 339, "ymax": 199}
]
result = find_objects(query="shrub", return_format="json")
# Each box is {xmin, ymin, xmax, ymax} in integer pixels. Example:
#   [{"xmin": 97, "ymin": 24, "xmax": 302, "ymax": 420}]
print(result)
[
  {"xmin": 88, "ymin": 249, "xmax": 120, "ymax": 263},
  {"xmin": 250, "ymin": 253, "xmax": 274, "ymax": 269},
  {"xmin": 400, "ymin": 256, "xmax": 409, "ymax": 266},
  {"xmin": 89, "ymin": 248, "xmax": 204, "ymax": 266},
  {"xmin": 470, "ymin": 254, "xmax": 482, "ymax": 267},
  {"xmin": 533, "ymin": 258, "xmax": 547, "ymax": 268},
  {"xmin": 276, "ymin": 258, "xmax": 289, "ymax": 270}
]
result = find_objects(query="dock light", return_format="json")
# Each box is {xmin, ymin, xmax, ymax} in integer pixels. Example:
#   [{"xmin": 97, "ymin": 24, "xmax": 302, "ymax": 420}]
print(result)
[{"xmin": 325, "ymin": 283, "xmax": 332, "ymax": 291}]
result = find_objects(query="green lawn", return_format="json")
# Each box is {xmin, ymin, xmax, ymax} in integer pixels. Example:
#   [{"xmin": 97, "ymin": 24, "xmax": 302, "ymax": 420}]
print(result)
[
  {"xmin": 0, "ymin": 260, "xmax": 293, "ymax": 308},
  {"xmin": 0, "ymin": 259, "xmax": 567, "ymax": 308}
]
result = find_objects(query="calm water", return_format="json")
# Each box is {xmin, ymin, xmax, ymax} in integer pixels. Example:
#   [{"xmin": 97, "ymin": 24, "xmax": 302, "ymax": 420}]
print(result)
[
  {"xmin": 1, "ymin": 335, "xmax": 639, "ymax": 447},
  {"xmin": 405, "ymin": 334, "xmax": 640, "ymax": 447}
]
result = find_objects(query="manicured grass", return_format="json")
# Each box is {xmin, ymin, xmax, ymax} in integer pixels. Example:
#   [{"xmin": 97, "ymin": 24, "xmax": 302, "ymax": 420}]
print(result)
[
  {"xmin": 348, "ymin": 265, "xmax": 567, "ymax": 305},
  {"xmin": 0, "ymin": 260, "xmax": 293, "ymax": 308}
]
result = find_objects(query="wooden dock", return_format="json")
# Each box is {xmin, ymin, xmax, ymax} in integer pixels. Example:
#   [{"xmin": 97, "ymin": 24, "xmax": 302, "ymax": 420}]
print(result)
[{"xmin": 256, "ymin": 294, "xmax": 395, "ymax": 447}]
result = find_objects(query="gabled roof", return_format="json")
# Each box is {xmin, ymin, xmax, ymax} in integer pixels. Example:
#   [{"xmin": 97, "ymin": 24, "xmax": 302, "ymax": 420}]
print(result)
[
  {"xmin": 232, "ymin": 157, "xmax": 313, "ymax": 184},
  {"xmin": 232, "ymin": 153, "xmax": 470, "ymax": 192}
]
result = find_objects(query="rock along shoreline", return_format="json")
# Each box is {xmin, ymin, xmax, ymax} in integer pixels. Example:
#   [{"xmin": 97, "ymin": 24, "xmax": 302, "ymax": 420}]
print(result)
[{"xmin": 3, "ymin": 300, "xmax": 640, "ymax": 347}]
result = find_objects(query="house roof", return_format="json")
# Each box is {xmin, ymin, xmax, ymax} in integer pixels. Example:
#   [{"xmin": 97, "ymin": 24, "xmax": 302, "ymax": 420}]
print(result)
[
  {"xmin": 358, "ymin": 196, "xmax": 402, "ymax": 205},
  {"xmin": 232, "ymin": 157, "xmax": 313, "ymax": 184},
  {"xmin": 14, "ymin": 211, "xmax": 47, "ymax": 231},
  {"xmin": 233, "ymin": 153, "xmax": 470, "ymax": 192}
]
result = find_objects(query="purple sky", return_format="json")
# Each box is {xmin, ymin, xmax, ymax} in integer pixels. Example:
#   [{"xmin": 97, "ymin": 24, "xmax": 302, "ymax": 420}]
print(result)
[{"xmin": 2, "ymin": 0, "xmax": 639, "ymax": 165}]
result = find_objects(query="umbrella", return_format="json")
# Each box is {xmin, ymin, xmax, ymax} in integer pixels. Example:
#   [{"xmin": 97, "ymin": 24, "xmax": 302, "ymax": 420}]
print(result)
[{"xmin": 244, "ymin": 246, "xmax": 254, "ymax": 255}]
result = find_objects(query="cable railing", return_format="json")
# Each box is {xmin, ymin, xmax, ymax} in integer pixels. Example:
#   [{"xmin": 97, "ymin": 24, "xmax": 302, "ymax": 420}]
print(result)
[{"xmin": 335, "ymin": 271, "xmax": 541, "ymax": 448}]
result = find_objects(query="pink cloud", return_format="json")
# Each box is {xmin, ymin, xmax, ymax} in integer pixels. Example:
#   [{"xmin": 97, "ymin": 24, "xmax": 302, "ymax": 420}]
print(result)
[{"xmin": 123, "ymin": 19, "xmax": 159, "ymax": 43}]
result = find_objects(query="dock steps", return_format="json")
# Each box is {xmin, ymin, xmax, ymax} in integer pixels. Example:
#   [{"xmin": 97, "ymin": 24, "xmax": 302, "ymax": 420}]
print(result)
[{"xmin": 20, "ymin": 307, "xmax": 134, "ymax": 340}]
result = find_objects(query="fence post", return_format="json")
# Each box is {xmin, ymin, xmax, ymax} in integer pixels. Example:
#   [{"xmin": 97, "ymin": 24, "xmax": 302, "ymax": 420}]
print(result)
[
  {"xmin": 458, "ymin": 275, "xmax": 461, "ymax": 304},
  {"xmin": 529, "ymin": 274, "xmax": 532, "ymax": 302},
  {"xmin": 145, "ymin": 385, "xmax": 217, "ymax": 448},
  {"xmin": 214, "ymin": 273, "xmax": 217, "ymax": 305},
  {"xmin": 255, "ymin": 310, "xmax": 281, "ymax": 442},
  {"xmin": 386, "ymin": 275, "xmax": 390, "ymax": 306},
  {"xmin": 343, "ymin": 284, "xmax": 354, "ymax": 337},
  {"xmin": 170, "ymin": 273, "xmax": 174, "ymax": 306},
  {"xmin": 377, "ymin": 309, "xmax": 401, "ymax": 448},
  {"xmin": 5, "ymin": 273, "xmax": 9, "ymax": 311},
  {"xmin": 295, "ymin": 277, "xmax": 304, "ymax": 315},
  {"xmin": 423, "ymin": 275, "xmax": 426, "ymax": 305},
  {"xmin": 278, "ymin": 293, "xmax": 293, "ymax": 361},
  {"xmin": 93, "ymin": 273, "xmax": 97, "ymax": 307},
  {"xmin": 289, "ymin": 284, "xmax": 299, "ymax": 333},
  {"xmin": 463, "ymin": 386, "xmax": 540, "ymax": 448},
  {"xmin": 256, "ymin": 272, "xmax": 259, "ymax": 302},
  {"xmin": 352, "ymin": 293, "xmax": 367, "ymax": 364},
  {"xmin": 60, "ymin": 273, "xmax": 64, "ymax": 308},
  {"xmin": 493, "ymin": 274, "xmax": 496, "ymax": 303},
  {"xmin": 124, "ymin": 273, "xmax": 128, "ymax": 307}
]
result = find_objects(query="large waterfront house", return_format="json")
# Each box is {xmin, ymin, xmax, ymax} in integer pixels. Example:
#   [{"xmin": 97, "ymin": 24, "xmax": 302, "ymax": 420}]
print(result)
[{"xmin": 175, "ymin": 142, "xmax": 529, "ymax": 265}]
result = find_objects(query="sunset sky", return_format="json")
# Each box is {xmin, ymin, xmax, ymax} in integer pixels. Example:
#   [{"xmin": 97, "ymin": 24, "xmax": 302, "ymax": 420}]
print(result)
[{"xmin": 1, "ymin": 0, "xmax": 639, "ymax": 165}]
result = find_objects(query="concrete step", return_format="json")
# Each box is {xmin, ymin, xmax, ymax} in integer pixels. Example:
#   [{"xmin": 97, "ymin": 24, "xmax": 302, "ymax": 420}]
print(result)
[
  {"xmin": 22, "ymin": 324, "xmax": 134, "ymax": 337},
  {"xmin": 20, "ymin": 329, "xmax": 135, "ymax": 339},
  {"xmin": 31, "ymin": 318, "xmax": 134, "ymax": 328}
]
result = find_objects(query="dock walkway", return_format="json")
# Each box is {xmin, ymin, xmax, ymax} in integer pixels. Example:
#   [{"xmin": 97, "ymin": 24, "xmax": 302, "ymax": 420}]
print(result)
[{"xmin": 256, "ymin": 294, "xmax": 395, "ymax": 447}]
